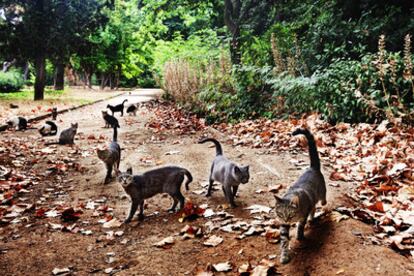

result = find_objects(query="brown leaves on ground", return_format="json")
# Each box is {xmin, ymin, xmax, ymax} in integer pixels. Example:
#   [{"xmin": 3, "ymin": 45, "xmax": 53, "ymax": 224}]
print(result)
[
  {"xmin": 178, "ymin": 201, "xmax": 205, "ymax": 222},
  {"xmin": 144, "ymin": 100, "xmax": 206, "ymax": 135},
  {"xmin": 214, "ymin": 115, "xmax": 413, "ymax": 255},
  {"xmin": 145, "ymin": 103, "xmax": 413, "ymax": 256}
]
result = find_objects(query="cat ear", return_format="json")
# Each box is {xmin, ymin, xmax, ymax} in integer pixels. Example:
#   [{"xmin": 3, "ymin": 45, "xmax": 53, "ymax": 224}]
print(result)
[
  {"xmin": 126, "ymin": 167, "xmax": 133, "ymax": 174},
  {"xmin": 234, "ymin": 166, "xmax": 241, "ymax": 174},
  {"xmin": 289, "ymin": 195, "xmax": 299, "ymax": 208},
  {"xmin": 244, "ymin": 165, "xmax": 250, "ymax": 172}
]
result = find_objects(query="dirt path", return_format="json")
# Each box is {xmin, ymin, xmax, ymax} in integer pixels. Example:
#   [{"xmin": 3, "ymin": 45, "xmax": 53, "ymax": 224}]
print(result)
[{"xmin": 0, "ymin": 90, "xmax": 412, "ymax": 276}]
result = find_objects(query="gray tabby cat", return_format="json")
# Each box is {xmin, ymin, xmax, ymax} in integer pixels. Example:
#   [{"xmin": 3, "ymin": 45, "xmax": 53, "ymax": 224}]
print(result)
[
  {"xmin": 274, "ymin": 128, "xmax": 327, "ymax": 264},
  {"xmin": 97, "ymin": 127, "xmax": 121, "ymax": 184},
  {"xmin": 45, "ymin": 123, "xmax": 78, "ymax": 145},
  {"xmin": 199, "ymin": 138, "xmax": 249, "ymax": 208},
  {"xmin": 116, "ymin": 166, "xmax": 193, "ymax": 223}
]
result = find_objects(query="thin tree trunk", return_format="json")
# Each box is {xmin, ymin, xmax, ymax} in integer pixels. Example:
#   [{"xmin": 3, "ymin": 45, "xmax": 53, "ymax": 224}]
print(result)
[
  {"xmin": 110, "ymin": 73, "xmax": 115, "ymax": 90},
  {"xmin": 100, "ymin": 73, "xmax": 108, "ymax": 90},
  {"xmin": 230, "ymin": 27, "xmax": 241, "ymax": 65},
  {"xmin": 54, "ymin": 63, "xmax": 65, "ymax": 90},
  {"xmin": 87, "ymin": 72, "xmax": 92, "ymax": 89},
  {"xmin": 34, "ymin": 54, "xmax": 46, "ymax": 101},
  {"xmin": 23, "ymin": 62, "xmax": 29, "ymax": 81}
]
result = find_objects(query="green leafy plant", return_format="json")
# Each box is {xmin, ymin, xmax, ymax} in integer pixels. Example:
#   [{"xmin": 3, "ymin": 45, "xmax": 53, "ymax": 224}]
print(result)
[{"xmin": 0, "ymin": 70, "xmax": 25, "ymax": 93}]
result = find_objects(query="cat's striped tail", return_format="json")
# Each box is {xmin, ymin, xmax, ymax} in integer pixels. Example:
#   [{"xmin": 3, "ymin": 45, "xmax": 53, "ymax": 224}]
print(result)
[
  {"xmin": 182, "ymin": 169, "xmax": 193, "ymax": 190},
  {"xmin": 292, "ymin": 128, "xmax": 321, "ymax": 171},
  {"xmin": 198, "ymin": 138, "xmax": 223, "ymax": 156}
]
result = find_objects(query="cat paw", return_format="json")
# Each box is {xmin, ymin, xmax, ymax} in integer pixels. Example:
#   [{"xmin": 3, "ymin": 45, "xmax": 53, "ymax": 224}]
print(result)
[
  {"xmin": 138, "ymin": 214, "xmax": 145, "ymax": 221},
  {"xmin": 104, "ymin": 178, "xmax": 111, "ymax": 185},
  {"xmin": 230, "ymin": 203, "xmax": 238, "ymax": 208},
  {"xmin": 205, "ymin": 192, "xmax": 212, "ymax": 197},
  {"xmin": 123, "ymin": 218, "xmax": 131, "ymax": 224}
]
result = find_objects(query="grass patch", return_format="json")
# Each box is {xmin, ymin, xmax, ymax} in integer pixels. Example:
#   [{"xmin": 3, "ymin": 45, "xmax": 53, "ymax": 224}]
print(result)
[{"xmin": 0, "ymin": 87, "xmax": 66, "ymax": 100}]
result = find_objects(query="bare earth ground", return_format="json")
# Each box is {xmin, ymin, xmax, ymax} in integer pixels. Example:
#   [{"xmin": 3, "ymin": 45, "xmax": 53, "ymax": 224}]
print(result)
[
  {"xmin": 0, "ymin": 90, "xmax": 413, "ymax": 276},
  {"xmin": 0, "ymin": 87, "xmax": 126, "ymax": 123}
]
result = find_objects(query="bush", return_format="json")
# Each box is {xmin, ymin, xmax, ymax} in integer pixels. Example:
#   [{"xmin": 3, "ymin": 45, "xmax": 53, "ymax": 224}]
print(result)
[
  {"xmin": 269, "ymin": 74, "xmax": 317, "ymax": 117},
  {"xmin": 0, "ymin": 70, "xmax": 24, "ymax": 93}
]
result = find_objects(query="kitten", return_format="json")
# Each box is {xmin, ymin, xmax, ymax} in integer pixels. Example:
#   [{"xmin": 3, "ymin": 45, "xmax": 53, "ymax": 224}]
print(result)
[
  {"xmin": 102, "ymin": 111, "xmax": 120, "ymax": 128},
  {"xmin": 39, "ymin": 121, "xmax": 58, "ymax": 136},
  {"xmin": 107, "ymin": 99, "xmax": 128, "ymax": 116},
  {"xmin": 45, "ymin": 123, "xmax": 78, "ymax": 145},
  {"xmin": 126, "ymin": 104, "xmax": 137, "ymax": 116},
  {"xmin": 274, "ymin": 128, "xmax": 327, "ymax": 264},
  {"xmin": 116, "ymin": 166, "xmax": 193, "ymax": 223},
  {"xmin": 7, "ymin": 116, "xmax": 27, "ymax": 131},
  {"xmin": 198, "ymin": 138, "xmax": 250, "ymax": 208},
  {"xmin": 97, "ymin": 127, "xmax": 121, "ymax": 184},
  {"xmin": 51, "ymin": 107, "xmax": 58, "ymax": 120}
]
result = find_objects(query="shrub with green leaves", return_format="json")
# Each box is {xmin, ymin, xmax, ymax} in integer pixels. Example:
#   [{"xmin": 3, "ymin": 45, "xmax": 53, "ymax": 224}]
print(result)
[{"xmin": 0, "ymin": 70, "xmax": 24, "ymax": 93}]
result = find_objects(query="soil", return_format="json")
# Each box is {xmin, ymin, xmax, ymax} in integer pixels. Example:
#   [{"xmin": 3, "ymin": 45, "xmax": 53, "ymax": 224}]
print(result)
[{"xmin": 0, "ymin": 89, "xmax": 412, "ymax": 276}]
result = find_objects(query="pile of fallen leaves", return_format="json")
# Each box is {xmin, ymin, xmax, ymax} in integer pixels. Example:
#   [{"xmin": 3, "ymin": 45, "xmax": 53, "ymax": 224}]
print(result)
[
  {"xmin": 144, "ymin": 100, "xmax": 206, "ymax": 135},
  {"xmin": 0, "ymin": 136, "xmax": 87, "ymax": 225},
  {"xmin": 215, "ymin": 114, "xmax": 414, "ymax": 255}
]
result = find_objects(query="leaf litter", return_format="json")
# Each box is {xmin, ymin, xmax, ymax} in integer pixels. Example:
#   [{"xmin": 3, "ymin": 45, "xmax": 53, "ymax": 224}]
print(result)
[{"xmin": 145, "ymin": 101, "xmax": 414, "ymax": 256}]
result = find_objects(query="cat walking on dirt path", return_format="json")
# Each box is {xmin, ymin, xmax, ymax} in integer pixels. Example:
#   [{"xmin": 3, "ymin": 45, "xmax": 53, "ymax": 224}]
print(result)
[
  {"xmin": 273, "ymin": 128, "xmax": 327, "ymax": 264},
  {"xmin": 198, "ymin": 137, "xmax": 250, "ymax": 208},
  {"xmin": 97, "ymin": 126, "xmax": 121, "ymax": 184},
  {"xmin": 116, "ymin": 166, "xmax": 192, "ymax": 223}
]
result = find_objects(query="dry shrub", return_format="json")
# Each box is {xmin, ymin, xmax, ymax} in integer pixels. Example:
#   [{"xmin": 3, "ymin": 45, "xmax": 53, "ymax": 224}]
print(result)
[
  {"xmin": 163, "ymin": 60, "xmax": 202, "ymax": 105},
  {"xmin": 162, "ymin": 51, "xmax": 233, "ymax": 108}
]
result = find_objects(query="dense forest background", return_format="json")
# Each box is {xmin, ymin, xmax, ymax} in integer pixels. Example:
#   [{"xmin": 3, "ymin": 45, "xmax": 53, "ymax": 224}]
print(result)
[{"xmin": 0, "ymin": 0, "xmax": 413, "ymax": 124}]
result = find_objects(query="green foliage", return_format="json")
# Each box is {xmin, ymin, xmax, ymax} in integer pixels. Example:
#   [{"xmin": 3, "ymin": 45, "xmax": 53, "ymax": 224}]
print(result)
[
  {"xmin": 268, "ymin": 74, "xmax": 317, "ymax": 117},
  {"xmin": 0, "ymin": 70, "xmax": 24, "ymax": 93},
  {"xmin": 152, "ymin": 30, "xmax": 222, "ymax": 83},
  {"xmin": 0, "ymin": 87, "xmax": 65, "ymax": 100}
]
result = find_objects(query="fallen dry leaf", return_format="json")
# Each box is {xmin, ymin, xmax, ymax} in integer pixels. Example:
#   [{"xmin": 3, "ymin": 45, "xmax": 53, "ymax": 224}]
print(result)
[
  {"xmin": 245, "ymin": 205, "xmax": 272, "ymax": 214},
  {"xmin": 102, "ymin": 218, "xmax": 122, "ymax": 228},
  {"xmin": 213, "ymin": 262, "xmax": 232, "ymax": 272},
  {"xmin": 203, "ymin": 235, "xmax": 223, "ymax": 247},
  {"xmin": 153, "ymin": 236, "xmax": 175, "ymax": 247}
]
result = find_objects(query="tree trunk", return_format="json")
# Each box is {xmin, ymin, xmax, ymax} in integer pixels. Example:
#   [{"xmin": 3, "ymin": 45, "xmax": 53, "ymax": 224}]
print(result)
[
  {"xmin": 87, "ymin": 72, "xmax": 92, "ymax": 89},
  {"xmin": 34, "ymin": 54, "xmax": 46, "ymax": 101},
  {"xmin": 23, "ymin": 62, "xmax": 29, "ymax": 81},
  {"xmin": 100, "ymin": 73, "xmax": 108, "ymax": 90},
  {"xmin": 54, "ymin": 63, "xmax": 65, "ymax": 90},
  {"xmin": 224, "ymin": 0, "xmax": 242, "ymax": 65},
  {"xmin": 110, "ymin": 73, "xmax": 115, "ymax": 90},
  {"xmin": 230, "ymin": 27, "xmax": 241, "ymax": 65}
]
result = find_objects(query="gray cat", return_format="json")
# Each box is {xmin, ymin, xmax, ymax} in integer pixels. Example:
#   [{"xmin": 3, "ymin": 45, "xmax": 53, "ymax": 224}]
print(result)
[
  {"xmin": 199, "ymin": 138, "xmax": 249, "ymax": 208},
  {"xmin": 45, "ymin": 123, "xmax": 78, "ymax": 145},
  {"xmin": 274, "ymin": 128, "xmax": 327, "ymax": 264},
  {"xmin": 97, "ymin": 127, "xmax": 121, "ymax": 184},
  {"xmin": 116, "ymin": 166, "xmax": 193, "ymax": 223}
]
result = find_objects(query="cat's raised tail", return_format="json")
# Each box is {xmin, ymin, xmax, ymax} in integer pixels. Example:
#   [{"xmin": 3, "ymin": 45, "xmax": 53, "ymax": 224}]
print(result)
[
  {"xmin": 113, "ymin": 126, "xmax": 118, "ymax": 142},
  {"xmin": 198, "ymin": 138, "xmax": 223, "ymax": 156},
  {"xmin": 182, "ymin": 168, "xmax": 193, "ymax": 190},
  {"xmin": 292, "ymin": 128, "xmax": 320, "ymax": 171}
]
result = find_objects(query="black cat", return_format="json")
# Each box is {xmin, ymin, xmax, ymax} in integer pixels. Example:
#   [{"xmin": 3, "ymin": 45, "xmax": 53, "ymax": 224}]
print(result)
[
  {"xmin": 102, "ymin": 111, "xmax": 120, "ymax": 128},
  {"xmin": 107, "ymin": 99, "xmax": 128, "ymax": 116}
]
